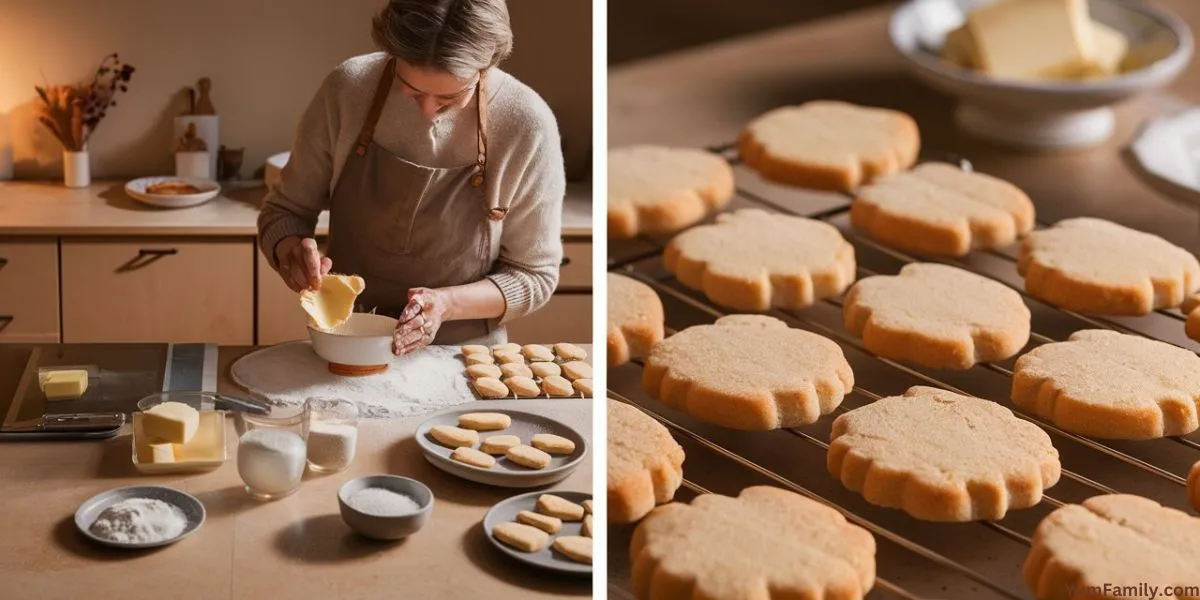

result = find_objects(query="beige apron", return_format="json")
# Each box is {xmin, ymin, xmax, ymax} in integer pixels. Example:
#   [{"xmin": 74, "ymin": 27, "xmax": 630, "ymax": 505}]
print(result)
[{"xmin": 327, "ymin": 58, "xmax": 508, "ymax": 346}]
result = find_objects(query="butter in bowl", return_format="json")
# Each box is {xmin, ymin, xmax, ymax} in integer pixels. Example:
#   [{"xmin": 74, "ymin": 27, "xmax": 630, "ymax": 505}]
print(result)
[{"xmin": 131, "ymin": 397, "xmax": 227, "ymax": 474}]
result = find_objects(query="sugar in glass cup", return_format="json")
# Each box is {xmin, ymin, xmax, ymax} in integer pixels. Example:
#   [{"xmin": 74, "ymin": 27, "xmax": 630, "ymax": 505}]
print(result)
[
  {"xmin": 304, "ymin": 397, "xmax": 359, "ymax": 473},
  {"xmin": 236, "ymin": 405, "xmax": 309, "ymax": 500}
]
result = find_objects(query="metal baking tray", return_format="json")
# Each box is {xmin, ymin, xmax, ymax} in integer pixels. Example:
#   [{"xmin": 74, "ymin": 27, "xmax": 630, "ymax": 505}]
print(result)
[{"xmin": 607, "ymin": 145, "xmax": 1200, "ymax": 600}]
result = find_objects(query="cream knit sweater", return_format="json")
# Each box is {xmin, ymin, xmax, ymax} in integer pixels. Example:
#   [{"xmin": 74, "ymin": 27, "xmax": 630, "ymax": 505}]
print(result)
[{"xmin": 258, "ymin": 52, "xmax": 565, "ymax": 323}]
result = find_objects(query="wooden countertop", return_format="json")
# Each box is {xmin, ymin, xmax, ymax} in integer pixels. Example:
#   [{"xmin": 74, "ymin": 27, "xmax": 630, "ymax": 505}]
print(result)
[
  {"xmin": 0, "ymin": 346, "xmax": 593, "ymax": 599},
  {"xmin": 0, "ymin": 181, "xmax": 594, "ymax": 238},
  {"xmin": 609, "ymin": 0, "xmax": 1200, "ymax": 250}
]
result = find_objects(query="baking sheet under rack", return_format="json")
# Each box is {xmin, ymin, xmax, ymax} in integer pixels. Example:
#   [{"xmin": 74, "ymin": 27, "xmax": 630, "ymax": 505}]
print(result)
[{"xmin": 606, "ymin": 147, "xmax": 1200, "ymax": 600}]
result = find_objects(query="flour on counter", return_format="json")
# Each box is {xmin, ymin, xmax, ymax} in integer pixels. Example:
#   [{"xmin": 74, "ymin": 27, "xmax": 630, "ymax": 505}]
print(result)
[{"xmin": 230, "ymin": 342, "xmax": 473, "ymax": 418}]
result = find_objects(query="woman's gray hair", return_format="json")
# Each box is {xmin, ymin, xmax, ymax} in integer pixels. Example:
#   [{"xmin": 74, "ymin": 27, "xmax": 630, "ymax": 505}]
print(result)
[{"xmin": 372, "ymin": 0, "xmax": 514, "ymax": 79}]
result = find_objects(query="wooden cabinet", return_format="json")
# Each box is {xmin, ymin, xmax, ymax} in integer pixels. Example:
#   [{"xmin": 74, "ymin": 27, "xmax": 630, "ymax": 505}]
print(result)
[
  {"xmin": 60, "ymin": 238, "xmax": 254, "ymax": 345},
  {"xmin": 0, "ymin": 239, "xmax": 60, "ymax": 343},
  {"xmin": 558, "ymin": 240, "xmax": 593, "ymax": 291},
  {"xmin": 256, "ymin": 238, "xmax": 328, "ymax": 346},
  {"xmin": 505, "ymin": 293, "xmax": 593, "ymax": 343}
]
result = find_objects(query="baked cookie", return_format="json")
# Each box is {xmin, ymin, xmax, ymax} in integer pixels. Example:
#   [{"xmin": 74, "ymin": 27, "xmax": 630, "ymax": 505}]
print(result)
[
  {"xmin": 552, "ymin": 536, "xmax": 592, "ymax": 564},
  {"xmin": 1183, "ymin": 294, "xmax": 1200, "ymax": 343},
  {"xmin": 429, "ymin": 425, "xmax": 478, "ymax": 449},
  {"xmin": 1189, "ymin": 460, "xmax": 1200, "ymax": 514},
  {"xmin": 494, "ymin": 350, "xmax": 525, "ymax": 365},
  {"xmin": 664, "ymin": 208, "xmax": 855, "ymax": 311},
  {"xmin": 643, "ymin": 315, "xmax": 853, "ymax": 430},
  {"xmin": 451, "ymin": 447, "xmax": 495, "ymax": 469},
  {"xmin": 493, "ymin": 522, "xmax": 549, "ymax": 553},
  {"xmin": 609, "ymin": 400, "xmax": 685, "ymax": 524},
  {"xmin": 608, "ymin": 273, "xmax": 665, "ymax": 367},
  {"xmin": 529, "ymin": 362, "xmax": 561, "ymax": 378},
  {"xmin": 851, "ymin": 162, "xmax": 1034, "ymax": 256},
  {"xmin": 507, "ymin": 445, "xmax": 552, "ymax": 469},
  {"xmin": 1012, "ymin": 329, "xmax": 1200, "ymax": 439},
  {"xmin": 461, "ymin": 344, "xmax": 488, "ymax": 356},
  {"xmin": 738, "ymin": 100, "xmax": 919, "ymax": 192},
  {"xmin": 458, "ymin": 412, "xmax": 511, "ymax": 431},
  {"xmin": 521, "ymin": 344, "xmax": 554, "ymax": 362},
  {"xmin": 843, "ymin": 263, "xmax": 1031, "ymax": 370},
  {"xmin": 608, "ymin": 145, "xmax": 735, "ymax": 239},
  {"xmin": 542, "ymin": 375, "xmax": 575, "ymax": 397},
  {"xmin": 517, "ymin": 510, "xmax": 562, "ymax": 535},
  {"xmin": 1023, "ymin": 494, "xmax": 1200, "ymax": 600},
  {"xmin": 504, "ymin": 376, "xmax": 541, "ymax": 399},
  {"xmin": 499, "ymin": 363, "xmax": 534, "ymax": 379},
  {"xmin": 829, "ymin": 386, "xmax": 1061, "ymax": 521},
  {"xmin": 491, "ymin": 343, "xmax": 521, "ymax": 354},
  {"xmin": 554, "ymin": 343, "xmax": 588, "ymax": 361},
  {"xmin": 630, "ymin": 486, "xmax": 876, "ymax": 600},
  {"xmin": 472, "ymin": 377, "xmax": 509, "ymax": 399},
  {"xmin": 480, "ymin": 434, "xmax": 521, "ymax": 455},
  {"xmin": 531, "ymin": 433, "xmax": 576, "ymax": 455},
  {"xmin": 536, "ymin": 494, "xmax": 585, "ymax": 521},
  {"xmin": 466, "ymin": 364, "xmax": 502, "ymax": 379},
  {"xmin": 465, "ymin": 353, "xmax": 495, "ymax": 366},
  {"xmin": 1019, "ymin": 217, "xmax": 1200, "ymax": 315},
  {"xmin": 561, "ymin": 361, "xmax": 593, "ymax": 381},
  {"xmin": 582, "ymin": 514, "xmax": 593, "ymax": 537},
  {"xmin": 572, "ymin": 379, "xmax": 594, "ymax": 396}
]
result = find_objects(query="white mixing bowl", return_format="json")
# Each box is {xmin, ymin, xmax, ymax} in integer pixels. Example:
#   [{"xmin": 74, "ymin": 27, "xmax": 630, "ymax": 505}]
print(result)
[
  {"xmin": 889, "ymin": 0, "xmax": 1193, "ymax": 148},
  {"xmin": 308, "ymin": 313, "xmax": 397, "ymax": 368}
]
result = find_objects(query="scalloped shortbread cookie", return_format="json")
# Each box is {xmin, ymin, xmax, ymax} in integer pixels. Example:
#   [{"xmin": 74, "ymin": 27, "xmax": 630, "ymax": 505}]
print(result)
[
  {"xmin": 643, "ymin": 315, "xmax": 853, "ymax": 430},
  {"xmin": 829, "ymin": 386, "xmax": 1061, "ymax": 521},
  {"xmin": 1019, "ymin": 217, "xmax": 1200, "ymax": 315},
  {"xmin": 1023, "ymin": 495, "xmax": 1200, "ymax": 600},
  {"xmin": 844, "ymin": 263, "xmax": 1030, "ymax": 369},
  {"xmin": 609, "ymin": 146, "xmax": 735, "ymax": 239},
  {"xmin": 739, "ymin": 100, "xmax": 919, "ymax": 192},
  {"xmin": 608, "ymin": 399, "xmax": 685, "ymax": 524},
  {"xmin": 630, "ymin": 486, "xmax": 876, "ymax": 600},
  {"xmin": 608, "ymin": 273, "xmax": 665, "ymax": 367},
  {"xmin": 851, "ymin": 162, "xmax": 1034, "ymax": 256},
  {"xmin": 664, "ymin": 208, "xmax": 856, "ymax": 311},
  {"xmin": 1012, "ymin": 329, "xmax": 1200, "ymax": 439}
]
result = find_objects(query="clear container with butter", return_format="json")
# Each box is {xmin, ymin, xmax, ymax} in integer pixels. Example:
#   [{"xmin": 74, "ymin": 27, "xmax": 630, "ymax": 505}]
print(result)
[
  {"xmin": 131, "ymin": 391, "xmax": 228, "ymax": 474},
  {"xmin": 37, "ymin": 365, "xmax": 99, "ymax": 402}
]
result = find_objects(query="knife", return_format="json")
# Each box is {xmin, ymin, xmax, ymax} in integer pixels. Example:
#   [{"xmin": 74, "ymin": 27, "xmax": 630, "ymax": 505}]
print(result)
[{"xmin": 212, "ymin": 393, "xmax": 270, "ymax": 415}]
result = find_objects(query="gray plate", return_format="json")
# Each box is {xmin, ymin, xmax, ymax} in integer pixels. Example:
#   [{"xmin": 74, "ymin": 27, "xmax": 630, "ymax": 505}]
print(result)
[
  {"xmin": 416, "ymin": 408, "xmax": 588, "ymax": 488},
  {"xmin": 74, "ymin": 485, "xmax": 205, "ymax": 549},
  {"xmin": 483, "ymin": 490, "xmax": 592, "ymax": 576}
]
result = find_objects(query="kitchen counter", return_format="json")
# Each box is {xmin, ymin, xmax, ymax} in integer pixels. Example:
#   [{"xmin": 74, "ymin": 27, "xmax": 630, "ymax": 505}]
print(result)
[
  {"xmin": 0, "ymin": 180, "xmax": 594, "ymax": 238},
  {"xmin": 609, "ymin": 0, "xmax": 1200, "ymax": 250},
  {"xmin": 0, "ymin": 346, "xmax": 594, "ymax": 599}
]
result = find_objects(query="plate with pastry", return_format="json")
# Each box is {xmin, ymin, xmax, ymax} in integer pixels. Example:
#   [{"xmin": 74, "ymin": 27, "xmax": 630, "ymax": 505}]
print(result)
[{"xmin": 125, "ymin": 176, "xmax": 221, "ymax": 208}]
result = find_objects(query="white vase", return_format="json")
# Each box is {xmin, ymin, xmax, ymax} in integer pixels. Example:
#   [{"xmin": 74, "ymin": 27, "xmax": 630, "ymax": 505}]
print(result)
[
  {"xmin": 63, "ymin": 150, "xmax": 90, "ymax": 188},
  {"xmin": 175, "ymin": 151, "xmax": 211, "ymax": 179}
]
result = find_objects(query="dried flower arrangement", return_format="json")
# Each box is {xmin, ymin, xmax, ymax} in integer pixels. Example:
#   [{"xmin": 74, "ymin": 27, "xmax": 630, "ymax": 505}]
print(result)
[{"xmin": 35, "ymin": 53, "xmax": 135, "ymax": 152}]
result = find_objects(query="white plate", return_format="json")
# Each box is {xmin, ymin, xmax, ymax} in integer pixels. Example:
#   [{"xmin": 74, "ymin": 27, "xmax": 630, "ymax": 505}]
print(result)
[
  {"xmin": 1128, "ymin": 106, "xmax": 1200, "ymax": 207},
  {"xmin": 416, "ymin": 408, "xmax": 588, "ymax": 488},
  {"xmin": 482, "ymin": 490, "xmax": 592, "ymax": 576},
  {"xmin": 125, "ymin": 176, "xmax": 221, "ymax": 208},
  {"xmin": 75, "ymin": 485, "xmax": 205, "ymax": 549}
]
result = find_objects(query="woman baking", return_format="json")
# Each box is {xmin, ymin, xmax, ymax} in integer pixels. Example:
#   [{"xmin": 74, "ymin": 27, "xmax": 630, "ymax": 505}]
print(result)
[{"xmin": 258, "ymin": 0, "xmax": 564, "ymax": 355}]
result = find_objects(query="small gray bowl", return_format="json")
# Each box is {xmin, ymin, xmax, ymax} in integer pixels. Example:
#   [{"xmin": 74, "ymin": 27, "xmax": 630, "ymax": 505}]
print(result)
[
  {"xmin": 75, "ymin": 485, "xmax": 205, "ymax": 549},
  {"xmin": 338, "ymin": 475, "xmax": 434, "ymax": 541}
]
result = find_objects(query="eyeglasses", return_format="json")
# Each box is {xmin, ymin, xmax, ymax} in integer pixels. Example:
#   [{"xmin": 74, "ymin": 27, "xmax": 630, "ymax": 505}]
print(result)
[{"xmin": 393, "ymin": 66, "xmax": 478, "ymax": 102}]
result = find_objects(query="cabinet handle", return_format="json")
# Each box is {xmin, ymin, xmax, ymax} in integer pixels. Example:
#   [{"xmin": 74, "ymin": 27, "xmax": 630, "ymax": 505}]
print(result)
[
  {"xmin": 118, "ymin": 248, "xmax": 179, "ymax": 273},
  {"xmin": 561, "ymin": 256, "xmax": 571, "ymax": 267}
]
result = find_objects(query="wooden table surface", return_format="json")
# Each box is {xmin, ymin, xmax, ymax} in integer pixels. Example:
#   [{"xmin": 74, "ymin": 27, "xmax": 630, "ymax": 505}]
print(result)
[
  {"xmin": 0, "ymin": 346, "xmax": 593, "ymax": 599},
  {"xmin": 609, "ymin": 0, "xmax": 1200, "ymax": 250}
]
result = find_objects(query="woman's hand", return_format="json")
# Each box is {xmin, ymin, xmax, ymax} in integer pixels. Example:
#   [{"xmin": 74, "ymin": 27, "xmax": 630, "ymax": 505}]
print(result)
[
  {"xmin": 393, "ymin": 288, "xmax": 449, "ymax": 355},
  {"xmin": 274, "ymin": 236, "xmax": 332, "ymax": 292}
]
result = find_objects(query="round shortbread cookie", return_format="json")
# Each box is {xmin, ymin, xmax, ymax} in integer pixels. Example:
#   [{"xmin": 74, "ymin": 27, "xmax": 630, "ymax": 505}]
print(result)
[
  {"xmin": 738, "ymin": 100, "xmax": 919, "ymax": 192},
  {"xmin": 844, "ymin": 263, "xmax": 1031, "ymax": 370},
  {"xmin": 1019, "ymin": 217, "xmax": 1200, "ymax": 315},
  {"xmin": 608, "ymin": 400, "xmax": 685, "ymax": 524},
  {"xmin": 472, "ymin": 377, "xmax": 509, "ymax": 399},
  {"xmin": 1013, "ymin": 329, "xmax": 1200, "ymax": 439},
  {"xmin": 1023, "ymin": 494, "xmax": 1200, "ymax": 600},
  {"xmin": 1189, "ymin": 461, "xmax": 1200, "ymax": 514},
  {"xmin": 630, "ymin": 486, "xmax": 876, "ymax": 600},
  {"xmin": 608, "ymin": 145, "xmax": 735, "ymax": 239},
  {"xmin": 466, "ymin": 363, "xmax": 503, "ymax": 380},
  {"xmin": 829, "ymin": 386, "xmax": 1061, "ymax": 522},
  {"xmin": 851, "ymin": 162, "xmax": 1034, "ymax": 256},
  {"xmin": 643, "ymin": 315, "xmax": 853, "ymax": 430},
  {"xmin": 608, "ymin": 273, "xmax": 665, "ymax": 367},
  {"xmin": 504, "ymin": 376, "xmax": 541, "ymax": 399},
  {"xmin": 664, "ymin": 208, "xmax": 856, "ymax": 311}
]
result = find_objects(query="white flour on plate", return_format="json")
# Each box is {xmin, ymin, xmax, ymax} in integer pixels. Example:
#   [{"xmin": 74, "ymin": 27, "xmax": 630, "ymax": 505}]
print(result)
[{"xmin": 230, "ymin": 342, "xmax": 473, "ymax": 418}]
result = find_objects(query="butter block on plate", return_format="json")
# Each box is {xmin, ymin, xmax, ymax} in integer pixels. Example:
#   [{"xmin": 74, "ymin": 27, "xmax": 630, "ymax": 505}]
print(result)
[
  {"xmin": 38, "ymin": 369, "xmax": 89, "ymax": 401},
  {"xmin": 968, "ymin": 0, "xmax": 1092, "ymax": 80},
  {"xmin": 141, "ymin": 401, "xmax": 200, "ymax": 444}
]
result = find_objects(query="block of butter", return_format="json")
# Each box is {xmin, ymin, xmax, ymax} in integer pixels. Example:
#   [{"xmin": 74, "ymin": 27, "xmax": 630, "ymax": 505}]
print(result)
[
  {"xmin": 39, "ymin": 369, "xmax": 89, "ymax": 401},
  {"xmin": 137, "ymin": 439, "xmax": 176, "ymax": 464},
  {"xmin": 142, "ymin": 401, "xmax": 200, "ymax": 444},
  {"xmin": 968, "ymin": 0, "xmax": 1093, "ymax": 80}
]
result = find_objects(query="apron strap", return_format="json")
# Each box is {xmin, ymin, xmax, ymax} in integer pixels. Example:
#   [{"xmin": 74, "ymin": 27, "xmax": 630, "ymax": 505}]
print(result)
[
  {"xmin": 474, "ymin": 71, "xmax": 509, "ymax": 222},
  {"xmin": 355, "ymin": 57, "xmax": 397, "ymax": 157}
]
